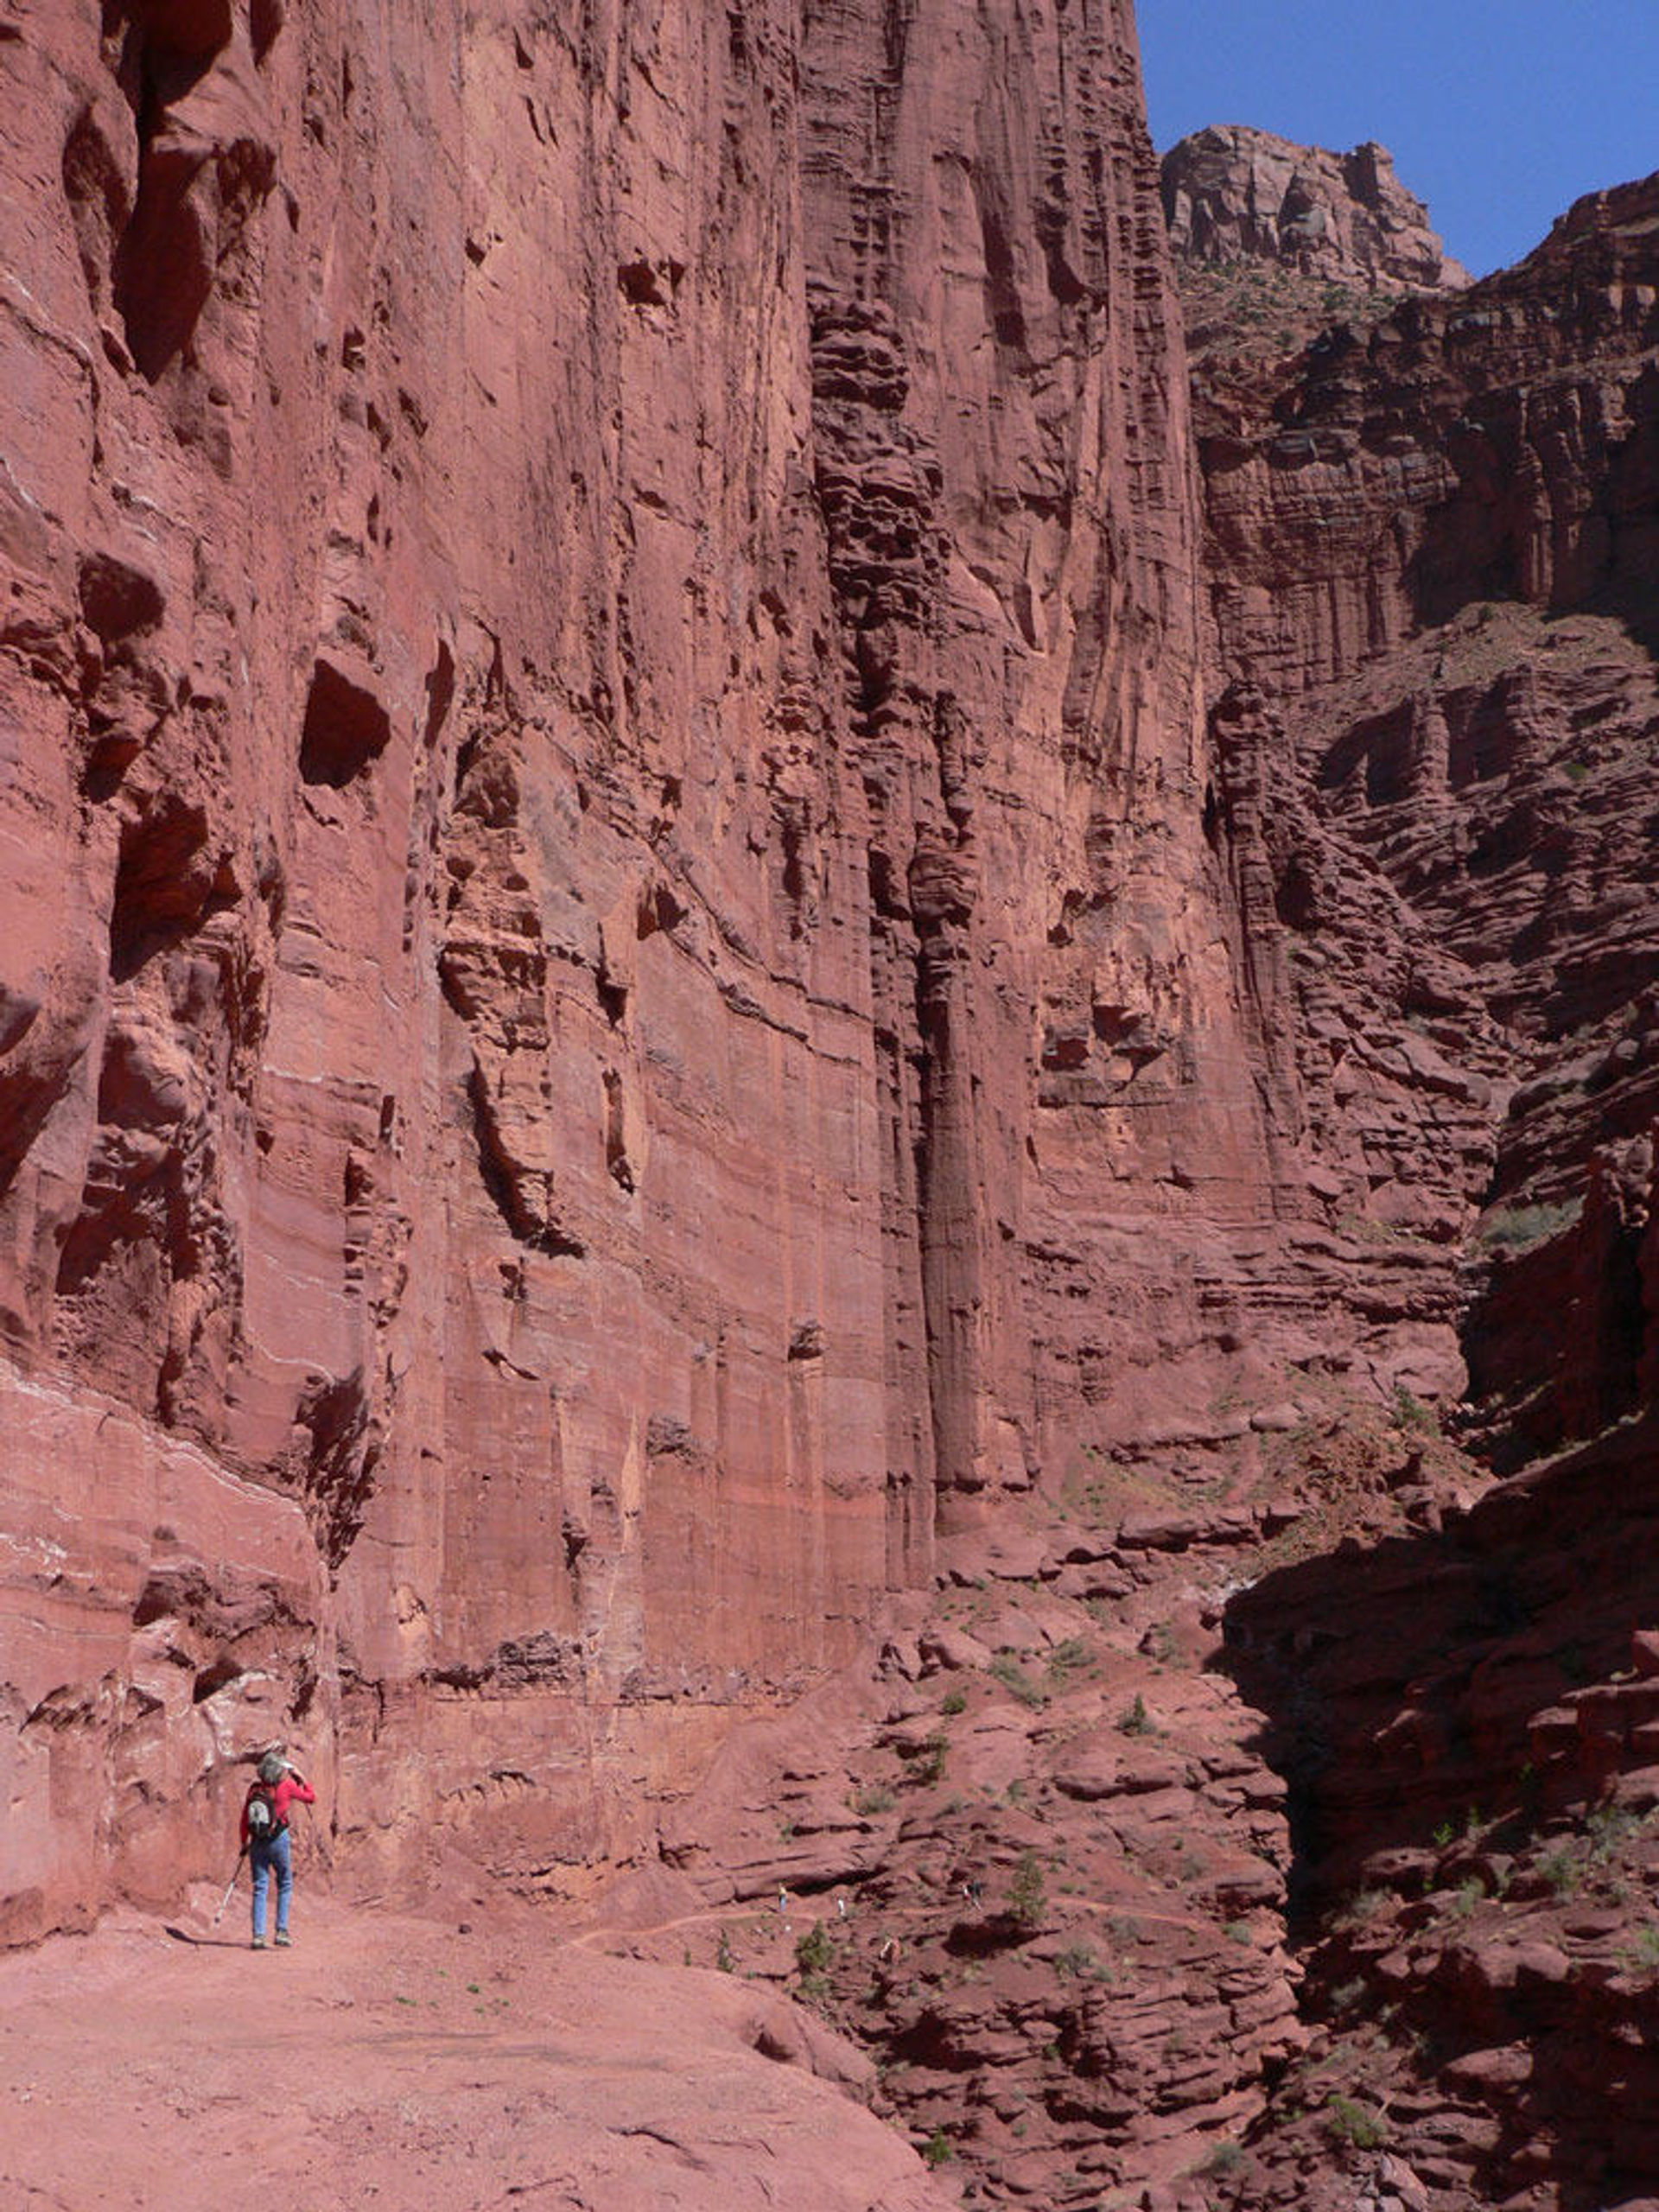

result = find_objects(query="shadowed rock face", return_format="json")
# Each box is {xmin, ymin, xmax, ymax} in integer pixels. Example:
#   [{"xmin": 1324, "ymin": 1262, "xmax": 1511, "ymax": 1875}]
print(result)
[
  {"xmin": 606, "ymin": 151, "xmax": 1659, "ymax": 2212},
  {"xmin": 1152, "ymin": 163, "xmax": 1659, "ymax": 2212},
  {"xmin": 1188, "ymin": 172, "xmax": 1659, "ymax": 1456},
  {"xmin": 2, "ymin": 0, "xmax": 1308, "ymax": 1940}
]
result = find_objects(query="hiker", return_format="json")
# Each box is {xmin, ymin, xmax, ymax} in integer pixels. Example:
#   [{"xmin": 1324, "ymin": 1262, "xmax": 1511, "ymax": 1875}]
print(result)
[{"xmin": 240, "ymin": 1749, "xmax": 315, "ymax": 1952}]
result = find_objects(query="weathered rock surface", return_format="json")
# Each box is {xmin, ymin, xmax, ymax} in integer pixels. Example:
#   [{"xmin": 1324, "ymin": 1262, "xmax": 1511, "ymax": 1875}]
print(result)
[
  {"xmin": 1161, "ymin": 127, "xmax": 1469, "ymax": 388},
  {"xmin": 3, "ymin": 1, "xmax": 1659, "ymax": 2206},
  {"xmin": 0, "ymin": 1894, "xmax": 958, "ymax": 2211},
  {"xmin": 1163, "ymin": 126, "xmax": 1470, "ymax": 294},
  {"xmin": 1218, "ymin": 1412, "xmax": 1659, "ymax": 2212},
  {"xmin": 1191, "ymin": 172, "xmax": 1659, "ymax": 1459},
  {"xmin": 3, "ymin": 0, "xmax": 1304, "ymax": 1945},
  {"xmin": 582, "ymin": 1479, "xmax": 1316, "ymax": 2208},
  {"xmin": 1166, "ymin": 152, "xmax": 1659, "ymax": 2212}
]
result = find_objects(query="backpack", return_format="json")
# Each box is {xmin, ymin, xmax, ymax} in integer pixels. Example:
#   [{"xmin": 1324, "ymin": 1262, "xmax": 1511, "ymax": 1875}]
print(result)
[{"xmin": 245, "ymin": 1783, "xmax": 286, "ymax": 1846}]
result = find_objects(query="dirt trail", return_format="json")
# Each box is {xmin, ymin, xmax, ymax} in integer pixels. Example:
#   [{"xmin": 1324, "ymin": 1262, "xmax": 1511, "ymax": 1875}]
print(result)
[{"xmin": 0, "ymin": 1890, "xmax": 951, "ymax": 2212}]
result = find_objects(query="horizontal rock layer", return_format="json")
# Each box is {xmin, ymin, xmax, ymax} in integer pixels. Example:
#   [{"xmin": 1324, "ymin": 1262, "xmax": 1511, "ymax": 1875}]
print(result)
[{"xmin": 1, "ymin": 0, "xmax": 1306, "ymax": 1936}]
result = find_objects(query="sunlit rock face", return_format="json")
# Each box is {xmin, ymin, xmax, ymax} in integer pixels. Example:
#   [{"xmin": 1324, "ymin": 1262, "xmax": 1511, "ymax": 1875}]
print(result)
[
  {"xmin": 1162, "ymin": 124, "xmax": 1470, "ymax": 295},
  {"xmin": 1, "ymin": 0, "xmax": 1294, "ymax": 1938}
]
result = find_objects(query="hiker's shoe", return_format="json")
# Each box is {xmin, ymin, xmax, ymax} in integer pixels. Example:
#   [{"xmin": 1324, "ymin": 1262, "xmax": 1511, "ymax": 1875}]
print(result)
[
  {"xmin": 251, "ymin": 1937, "xmax": 266, "ymax": 1950},
  {"xmin": 274, "ymin": 1932, "xmax": 292, "ymax": 1948}
]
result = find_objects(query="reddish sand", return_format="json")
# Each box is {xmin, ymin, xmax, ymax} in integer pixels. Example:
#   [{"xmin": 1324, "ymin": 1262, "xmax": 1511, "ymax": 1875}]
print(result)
[{"xmin": 0, "ymin": 1885, "xmax": 951, "ymax": 2211}]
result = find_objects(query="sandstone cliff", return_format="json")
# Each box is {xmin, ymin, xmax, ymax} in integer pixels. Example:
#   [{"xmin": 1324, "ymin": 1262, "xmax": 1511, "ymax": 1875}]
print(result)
[
  {"xmin": 1166, "ymin": 162, "xmax": 1659, "ymax": 2212},
  {"xmin": 1161, "ymin": 124, "xmax": 1470, "ymax": 385},
  {"xmin": 1162, "ymin": 125, "xmax": 1470, "ymax": 294},
  {"xmin": 613, "ymin": 151, "xmax": 1659, "ymax": 2212},
  {"xmin": 1192, "ymin": 171, "xmax": 1659, "ymax": 1441},
  {"xmin": 2, "ymin": 0, "xmax": 1302, "ymax": 1944},
  {"xmin": 5, "ymin": 7, "xmax": 1659, "ymax": 2209}
]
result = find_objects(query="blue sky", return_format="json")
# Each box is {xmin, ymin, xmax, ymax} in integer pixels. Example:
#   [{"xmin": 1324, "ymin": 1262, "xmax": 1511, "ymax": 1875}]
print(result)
[{"xmin": 1135, "ymin": 1, "xmax": 1659, "ymax": 277}]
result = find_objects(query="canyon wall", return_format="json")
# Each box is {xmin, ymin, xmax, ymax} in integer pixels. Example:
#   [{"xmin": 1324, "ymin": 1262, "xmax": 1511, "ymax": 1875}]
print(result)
[
  {"xmin": 651, "ymin": 162, "xmax": 1659, "ymax": 2212},
  {"xmin": 6, "ymin": 4, "xmax": 1659, "ymax": 2201},
  {"xmin": 0, "ymin": 0, "xmax": 1300, "ymax": 1940},
  {"xmin": 1187, "ymin": 171, "xmax": 1659, "ymax": 1452},
  {"xmin": 1162, "ymin": 125, "xmax": 1469, "ymax": 296},
  {"xmin": 1153, "ymin": 168, "xmax": 1659, "ymax": 2212}
]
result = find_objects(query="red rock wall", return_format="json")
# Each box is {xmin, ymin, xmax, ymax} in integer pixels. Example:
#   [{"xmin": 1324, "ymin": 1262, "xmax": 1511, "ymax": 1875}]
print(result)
[
  {"xmin": 1187, "ymin": 173, "xmax": 1659, "ymax": 1413},
  {"xmin": 1, "ymin": 0, "xmax": 1292, "ymax": 1936},
  {"xmin": 1163, "ymin": 125, "xmax": 1470, "ymax": 292}
]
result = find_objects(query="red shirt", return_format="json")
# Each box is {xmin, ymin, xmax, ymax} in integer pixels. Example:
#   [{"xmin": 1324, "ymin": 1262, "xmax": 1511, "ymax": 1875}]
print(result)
[{"xmin": 239, "ymin": 1773, "xmax": 316, "ymax": 1847}]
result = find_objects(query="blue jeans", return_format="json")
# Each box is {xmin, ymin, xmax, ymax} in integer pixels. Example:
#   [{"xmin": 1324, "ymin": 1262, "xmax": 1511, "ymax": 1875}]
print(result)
[{"xmin": 250, "ymin": 1828, "xmax": 292, "ymax": 1939}]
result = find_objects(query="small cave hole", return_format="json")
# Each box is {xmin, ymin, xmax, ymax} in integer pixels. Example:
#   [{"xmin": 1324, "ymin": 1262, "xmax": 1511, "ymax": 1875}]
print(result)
[
  {"xmin": 108, "ymin": 794, "xmax": 214, "ymax": 980},
  {"xmin": 250, "ymin": 0, "xmax": 285, "ymax": 63},
  {"xmin": 423, "ymin": 639, "xmax": 455, "ymax": 749},
  {"xmin": 192, "ymin": 1655, "xmax": 243, "ymax": 1703},
  {"xmin": 299, "ymin": 658, "xmax": 392, "ymax": 788},
  {"xmin": 60, "ymin": 105, "xmax": 130, "ymax": 315},
  {"xmin": 618, "ymin": 257, "xmax": 666, "ymax": 308},
  {"xmin": 78, "ymin": 550, "xmax": 165, "ymax": 645},
  {"xmin": 1274, "ymin": 858, "xmax": 1319, "ymax": 932}
]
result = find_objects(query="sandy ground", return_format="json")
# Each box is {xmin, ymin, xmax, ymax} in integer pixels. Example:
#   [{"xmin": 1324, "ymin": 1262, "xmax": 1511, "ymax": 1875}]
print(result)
[{"xmin": 0, "ymin": 1878, "xmax": 952, "ymax": 2212}]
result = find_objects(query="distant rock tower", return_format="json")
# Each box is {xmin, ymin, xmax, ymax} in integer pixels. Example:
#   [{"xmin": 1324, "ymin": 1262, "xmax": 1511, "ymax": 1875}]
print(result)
[{"xmin": 1160, "ymin": 124, "xmax": 1471, "ymax": 292}]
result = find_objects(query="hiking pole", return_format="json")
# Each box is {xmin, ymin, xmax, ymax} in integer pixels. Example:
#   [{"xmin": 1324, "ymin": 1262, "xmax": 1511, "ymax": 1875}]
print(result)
[{"xmin": 211, "ymin": 1846, "xmax": 247, "ymax": 1928}]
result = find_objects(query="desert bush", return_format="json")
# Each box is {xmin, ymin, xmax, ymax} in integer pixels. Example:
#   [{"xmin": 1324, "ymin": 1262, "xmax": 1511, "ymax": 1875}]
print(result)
[
  {"xmin": 989, "ymin": 1653, "xmax": 1047, "ymax": 1709},
  {"xmin": 1324, "ymin": 2094, "xmax": 1388, "ymax": 2150},
  {"xmin": 1478, "ymin": 1199, "xmax": 1581, "ymax": 1251},
  {"xmin": 796, "ymin": 1921, "xmax": 834, "ymax": 1978},
  {"xmin": 1007, "ymin": 1849, "xmax": 1047, "ymax": 1930}
]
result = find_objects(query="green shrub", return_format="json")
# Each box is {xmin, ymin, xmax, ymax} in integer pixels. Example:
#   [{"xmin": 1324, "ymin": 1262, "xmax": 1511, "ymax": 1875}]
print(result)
[
  {"xmin": 852, "ymin": 1783, "xmax": 895, "ymax": 1816},
  {"xmin": 989, "ymin": 1654, "xmax": 1047, "ymax": 1708},
  {"xmin": 795, "ymin": 1921, "xmax": 834, "ymax": 1978},
  {"xmin": 1332, "ymin": 1888, "xmax": 1388, "ymax": 1931},
  {"xmin": 914, "ymin": 1732, "xmax": 948, "ymax": 1786},
  {"xmin": 1007, "ymin": 1849, "xmax": 1047, "ymax": 1930},
  {"xmin": 1117, "ymin": 1693, "xmax": 1154, "ymax": 1738},
  {"xmin": 1539, "ymin": 1844, "xmax": 1581, "ymax": 1897},
  {"xmin": 1390, "ymin": 1385, "xmax": 1435, "ymax": 1433},
  {"xmin": 1586, "ymin": 1803, "xmax": 1641, "ymax": 1860},
  {"xmin": 1323, "ymin": 2094, "xmax": 1388, "ymax": 2150},
  {"xmin": 1199, "ymin": 2140, "xmax": 1249, "ymax": 2177},
  {"xmin": 939, "ymin": 1684, "xmax": 968, "ymax": 1715},
  {"xmin": 919, "ymin": 2129, "xmax": 954, "ymax": 2168},
  {"xmin": 1478, "ymin": 1199, "xmax": 1581, "ymax": 1251}
]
